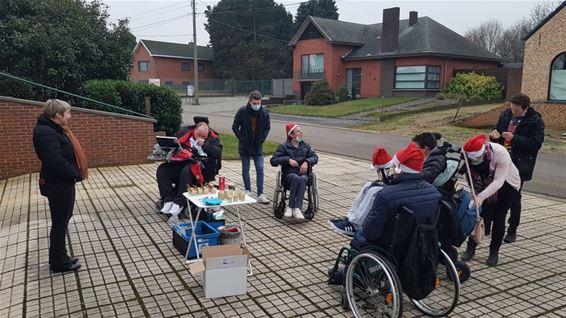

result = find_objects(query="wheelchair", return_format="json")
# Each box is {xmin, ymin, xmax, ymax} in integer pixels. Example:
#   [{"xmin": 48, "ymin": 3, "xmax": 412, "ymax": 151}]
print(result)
[
  {"xmin": 272, "ymin": 164, "xmax": 318, "ymax": 220},
  {"xmin": 327, "ymin": 207, "xmax": 460, "ymax": 317}
]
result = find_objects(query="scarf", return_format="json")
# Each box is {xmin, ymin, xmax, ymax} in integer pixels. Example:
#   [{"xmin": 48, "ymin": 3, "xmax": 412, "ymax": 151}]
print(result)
[
  {"xmin": 63, "ymin": 126, "xmax": 89, "ymax": 180},
  {"xmin": 470, "ymin": 144, "xmax": 497, "ymax": 203}
]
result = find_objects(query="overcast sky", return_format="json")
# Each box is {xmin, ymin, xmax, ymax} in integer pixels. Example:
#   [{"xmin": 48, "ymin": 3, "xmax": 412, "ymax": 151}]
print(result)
[{"xmin": 104, "ymin": 0, "xmax": 547, "ymax": 46}]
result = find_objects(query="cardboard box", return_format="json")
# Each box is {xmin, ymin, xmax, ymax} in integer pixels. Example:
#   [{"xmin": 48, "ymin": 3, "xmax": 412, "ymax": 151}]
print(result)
[{"xmin": 189, "ymin": 244, "xmax": 250, "ymax": 298}]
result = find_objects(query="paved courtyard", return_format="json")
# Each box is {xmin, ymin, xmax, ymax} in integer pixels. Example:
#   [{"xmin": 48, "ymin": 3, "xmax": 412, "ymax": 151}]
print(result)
[{"xmin": 1, "ymin": 153, "xmax": 565, "ymax": 317}]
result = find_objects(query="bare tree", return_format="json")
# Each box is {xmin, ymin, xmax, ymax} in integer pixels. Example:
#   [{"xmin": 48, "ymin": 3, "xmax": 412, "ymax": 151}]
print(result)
[
  {"xmin": 464, "ymin": 20, "xmax": 504, "ymax": 54},
  {"xmin": 464, "ymin": 1, "xmax": 561, "ymax": 62}
]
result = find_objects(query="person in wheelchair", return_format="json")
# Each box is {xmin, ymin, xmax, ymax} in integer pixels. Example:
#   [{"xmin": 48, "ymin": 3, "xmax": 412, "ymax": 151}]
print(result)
[
  {"xmin": 351, "ymin": 142, "xmax": 441, "ymax": 250},
  {"xmin": 270, "ymin": 123, "xmax": 318, "ymax": 220},
  {"xmin": 156, "ymin": 118, "xmax": 223, "ymax": 216},
  {"xmin": 328, "ymin": 146, "xmax": 395, "ymax": 236}
]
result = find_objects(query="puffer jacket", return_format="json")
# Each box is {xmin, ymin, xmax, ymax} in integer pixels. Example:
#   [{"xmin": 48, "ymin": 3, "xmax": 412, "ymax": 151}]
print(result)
[
  {"xmin": 353, "ymin": 173, "xmax": 441, "ymax": 248},
  {"xmin": 232, "ymin": 104, "xmax": 270, "ymax": 156},
  {"xmin": 491, "ymin": 107, "xmax": 544, "ymax": 181},
  {"xmin": 32, "ymin": 115, "xmax": 80, "ymax": 184},
  {"xmin": 421, "ymin": 148, "xmax": 447, "ymax": 184},
  {"xmin": 270, "ymin": 139, "xmax": 318, "ymax": 175}
]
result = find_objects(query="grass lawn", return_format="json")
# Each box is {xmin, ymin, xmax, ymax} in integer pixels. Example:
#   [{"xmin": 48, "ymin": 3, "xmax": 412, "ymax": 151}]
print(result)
[
  {"xmin": 219, "ymin": 134, "xmax": 278, "ymax": 160},
  {"xmin": 269, "ymin": 96, "xmax": 418, "ymax": 118},
  {"xmin": 353, "ymin": 103, "xmax": 566, "ymax": 154}
]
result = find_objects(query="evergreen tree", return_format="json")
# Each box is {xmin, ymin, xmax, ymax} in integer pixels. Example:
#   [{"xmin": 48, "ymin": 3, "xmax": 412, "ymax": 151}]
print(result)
[{"xmin": 294, "ymin": 0, "xmax": 339, "ymax": 30}]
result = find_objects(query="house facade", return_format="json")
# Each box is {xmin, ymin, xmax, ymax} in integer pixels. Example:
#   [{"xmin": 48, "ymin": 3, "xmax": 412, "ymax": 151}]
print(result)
[
  {"xmin": 289, "ymin": 8, "xmax": 502, "ymax": 99},
  {"xmin": 130, "ymin": 40, "xmax": 216, "ymax": 87},
  {"xmin": 522, "ymin": 1, "xmax": 566, "ymax": 128}
]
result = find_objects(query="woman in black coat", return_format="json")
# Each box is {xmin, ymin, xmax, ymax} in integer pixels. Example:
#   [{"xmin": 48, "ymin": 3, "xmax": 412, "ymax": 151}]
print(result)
[{"xmin": 33, "ymin": 99, "xmax": 87, "ymax": 273}]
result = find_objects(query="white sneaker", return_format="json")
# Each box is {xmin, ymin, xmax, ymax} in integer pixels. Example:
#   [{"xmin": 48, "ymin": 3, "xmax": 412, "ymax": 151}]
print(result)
[
  {"xmin": 284, "ymin": 207, "xmax": 293, "ymax": 218},
  {"xmin": 257, "ymin": 193, "xmax": 270, "ymax": 204},
  {"xmin": 293, "ymin": 208, "xmax": 305, "ymax": 220},
  {"xmin": 245, "ymin": 190, "xmax": 252, "ymax": 197},
  {"xmin": 168, "ymin": 203, "xmax": 182, "ymax": 216},
  {"xmin": 160, "ymin": 201, "xmax": 173, "ymax": 213}
]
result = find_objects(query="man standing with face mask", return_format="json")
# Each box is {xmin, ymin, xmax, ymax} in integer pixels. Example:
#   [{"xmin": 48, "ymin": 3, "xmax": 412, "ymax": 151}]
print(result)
[{"xmin": 232, "ymin": 90, "xmax": 271, "ymax": 203}]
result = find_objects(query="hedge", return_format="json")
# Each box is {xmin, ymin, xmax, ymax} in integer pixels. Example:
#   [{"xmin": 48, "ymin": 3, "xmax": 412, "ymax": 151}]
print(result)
[
  {"xmin": 444, "ymin": 72, "xmax": 503, "ymax": 101},
  {"xmin": 83, "ymin": 80, "xmax": 182, "ymax": 135}
]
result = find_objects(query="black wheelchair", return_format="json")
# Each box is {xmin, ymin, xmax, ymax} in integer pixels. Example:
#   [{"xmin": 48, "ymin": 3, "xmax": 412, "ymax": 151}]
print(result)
[
  {"xmin": 327, "ymin": 207, "xmax": 461, "ymax": 317},
  {"xmin": 272, "ymin": 164, "xmax": 319, "ymax": 220}
]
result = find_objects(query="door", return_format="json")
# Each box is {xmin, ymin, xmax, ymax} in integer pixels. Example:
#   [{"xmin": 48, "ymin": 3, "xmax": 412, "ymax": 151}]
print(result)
[{"xmin": 346, "ymin": 68, "xmax": 361, "ymax": 97}]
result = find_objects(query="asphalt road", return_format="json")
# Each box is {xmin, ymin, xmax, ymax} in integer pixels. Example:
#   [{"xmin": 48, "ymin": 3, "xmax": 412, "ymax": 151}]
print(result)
[{"xmin": 183, "ymin": 97, "xmax": 566, "ymax": 198}]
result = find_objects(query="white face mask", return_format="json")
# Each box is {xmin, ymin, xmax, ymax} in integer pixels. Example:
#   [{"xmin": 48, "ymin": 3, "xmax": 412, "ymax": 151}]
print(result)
[{"xmin": 251, "ymin": 103, "xmax": 261, "ymax": 111}]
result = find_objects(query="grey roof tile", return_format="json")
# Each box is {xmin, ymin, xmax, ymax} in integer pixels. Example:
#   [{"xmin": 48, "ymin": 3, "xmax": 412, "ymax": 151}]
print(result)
[{"xmin": 140, "ymin": 39, "xmax": 214, "ymax": 60}]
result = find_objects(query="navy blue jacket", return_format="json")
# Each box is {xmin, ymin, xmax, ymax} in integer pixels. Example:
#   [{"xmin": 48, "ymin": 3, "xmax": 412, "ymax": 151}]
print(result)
[
  {"xmin": 490, "ymin": 107, "xmax": 544, "ymax": 181},
  {"xmin": 354, "ymin": 173, "xmax": 441, "ymax": 247},
  {"xmin": 32, "ymin": 115, "xmax": 80, "ymax": 184},
  {"xmin": 232, "ymin": 104, "xmax": 270, "ymax": 156},
  {"xmin": 270, "ymin": 139, "xmax": 318, "ymax": 175}
]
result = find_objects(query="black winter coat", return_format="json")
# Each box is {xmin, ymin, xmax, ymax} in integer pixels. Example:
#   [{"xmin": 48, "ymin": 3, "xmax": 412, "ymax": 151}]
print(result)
[
  {"xmin": 232, "ymin": 104, "xmax": 270, "ymax": 156},
  {"xmin": 354, "ymin": 173, "xmax": 441, "ymax": 248},
  {"xmin": 421, "ymin": 148, "xmax": 447, "ymax": 184},
  {"xmin": 176, "ymin": 126, "xmax": 223, "ymax": 182},
  {"xmin": 32, "ymin": 115, "xmax": 80, "ymax": 184},
  {"xmin": 491, "ymin": 107, "xmax": 544, "ymax": 181},
  {"xmin": 270, "ymin": 139, "xmax": 318, "ymax": 175}
]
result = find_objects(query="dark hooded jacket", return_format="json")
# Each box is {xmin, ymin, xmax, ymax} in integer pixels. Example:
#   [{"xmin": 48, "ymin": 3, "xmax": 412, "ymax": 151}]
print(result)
[
  {"xmin": 270, "ymin": 139, "xmax": 318, "ymax": 175},
  {"xmin": 232, "ymin": 104, "xmax": 270, "ymax": 156},
  {"xmin": 32, "ymin": 115, "xmax": 80, "ymax": 184},
  {"xmin": 490, "ymin": 107, "xmax": 544, "ymax": 181},
  {"xmin": 176, "ymin": 126, "xmax": 223, "ymax": 182}
]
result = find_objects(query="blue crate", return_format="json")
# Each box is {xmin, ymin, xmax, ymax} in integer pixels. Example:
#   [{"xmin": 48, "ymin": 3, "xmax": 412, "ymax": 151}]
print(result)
[
  {"xmin": 172, "ymin": 221, "xmax": 220, "ymax": 259},
  {"xmin": 205, "ymin": 220, "xmax": 226, "ymax": 231}
]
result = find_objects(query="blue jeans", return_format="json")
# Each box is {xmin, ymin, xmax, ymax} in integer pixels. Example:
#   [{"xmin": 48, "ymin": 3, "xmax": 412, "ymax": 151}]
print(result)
[{"xmin": 240, "ymin": 153, "xmax": 264, "ymax": 195}]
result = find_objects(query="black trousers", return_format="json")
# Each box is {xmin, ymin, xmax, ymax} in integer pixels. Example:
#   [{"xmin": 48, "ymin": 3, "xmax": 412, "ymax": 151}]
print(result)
[
  {"xmin": 156, "ymin": 161, "xmax": 194, "ymax": 206},
  {"xmin": 507, "ymin": 181, "xmax": 524, "ymax": 235},
  {"xmin": 42, "ymin": 183, "xmax": 76, "ymax": 267},
  {"xmin": 480, "ymin": 182, "xmax": 519, "ymax": 253}
]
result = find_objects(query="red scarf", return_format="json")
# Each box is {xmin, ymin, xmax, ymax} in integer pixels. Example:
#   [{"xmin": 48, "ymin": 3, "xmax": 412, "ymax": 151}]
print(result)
[{"xmin": 63, "ymin": 126, "xmax": 89, "ymax": 180}]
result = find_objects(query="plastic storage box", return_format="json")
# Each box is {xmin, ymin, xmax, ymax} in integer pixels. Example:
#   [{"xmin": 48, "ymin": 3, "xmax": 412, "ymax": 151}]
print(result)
[{"xmin": 172, "ymin": 221, "xmax": 220, "ymax": 259}]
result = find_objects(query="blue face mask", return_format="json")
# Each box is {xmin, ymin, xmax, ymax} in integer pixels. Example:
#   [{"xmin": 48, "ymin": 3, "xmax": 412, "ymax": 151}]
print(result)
[
  {"xmin": 294, "ymin": 137, "xmax": 302, "ymax": 143},
  {"xmin": 251, "ymin": 103, "xmax": 261, "ymax": 111}
]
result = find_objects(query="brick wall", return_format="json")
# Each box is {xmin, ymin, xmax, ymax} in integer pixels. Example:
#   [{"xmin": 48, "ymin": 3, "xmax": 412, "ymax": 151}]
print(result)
[
  {"xmin": 0, "ymin": 96, "xmax": 157, "ymax": 180},
  {"xmin": 522, "ymin": 6, "xmax": 566, "ymax": 101}
]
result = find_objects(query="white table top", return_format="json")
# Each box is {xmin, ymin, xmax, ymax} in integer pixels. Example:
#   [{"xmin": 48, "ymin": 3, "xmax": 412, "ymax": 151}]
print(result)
[{"xmin": 183, "ymin": 191, "xmax": 257, "ymax": 208}]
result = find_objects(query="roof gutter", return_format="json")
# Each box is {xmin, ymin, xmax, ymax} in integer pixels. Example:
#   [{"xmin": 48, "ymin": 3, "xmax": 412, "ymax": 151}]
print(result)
[{"xmin": 342, "ymin": 52, "xmax": 502, "ymax": 63}]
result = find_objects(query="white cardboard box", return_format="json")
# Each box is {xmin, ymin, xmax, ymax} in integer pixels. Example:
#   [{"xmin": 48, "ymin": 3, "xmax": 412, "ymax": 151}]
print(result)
[{"xmin": 189, "ymin": 244, "xmax": 250, "ymax": 298}]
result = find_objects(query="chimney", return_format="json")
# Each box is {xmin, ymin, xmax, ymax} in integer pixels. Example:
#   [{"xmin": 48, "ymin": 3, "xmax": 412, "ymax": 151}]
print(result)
[
  {"xmin": 409, "ymin": 11, "xmax": 418, "ymax": 26},
  {"xmin": 381, "ymin": 7, "xmax": 400, "ymax": 53}
]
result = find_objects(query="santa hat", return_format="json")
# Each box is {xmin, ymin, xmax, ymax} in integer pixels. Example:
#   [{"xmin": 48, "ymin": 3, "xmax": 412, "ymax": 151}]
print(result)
[
  {"xmin": 285, "ymin": 122, "xmax": 299, "ymax": 136},
  {"xmin": 463, "ymin": 134, "xmax": 487, "ymax": 158},
  {"xmin": 371, "ymin": 146, "xmax": 394, "ymax": 170},
  {"xmin": 393, "ymin": 143, "xmax": 425, "ymax": 174}
]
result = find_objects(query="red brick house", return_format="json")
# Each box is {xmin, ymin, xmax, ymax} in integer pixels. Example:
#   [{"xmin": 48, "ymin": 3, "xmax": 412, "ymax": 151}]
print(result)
[
  {"xmin": 130, "ymin": 39, "xmax": 216, "ymax": 86},
  {"xmin": 289, "ymin": 8, "xmax": 503, "ymax": 99}
]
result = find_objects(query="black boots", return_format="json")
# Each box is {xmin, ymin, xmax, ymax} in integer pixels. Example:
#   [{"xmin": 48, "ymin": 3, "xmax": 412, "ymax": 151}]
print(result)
[
  {"xmin": 486, "ymin": 251, "xmax": 499, "ymax": 266},
  {"xmin": 504, "ymin": 232, "xmax": 517, "ymax": 243},
  {"xmin": 461, "ymin": 239, "xmax": 477, "ymax": 262}
]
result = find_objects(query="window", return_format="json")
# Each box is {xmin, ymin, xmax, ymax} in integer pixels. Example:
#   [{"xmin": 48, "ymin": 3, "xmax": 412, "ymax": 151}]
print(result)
[
  {"xmin": 301, "ymin": 53, "xmax": 324, "ymax": 79},
  {"xmin": 346, "ymin": 68, "xmax": 361, "ymax": 97},
  {"xmin": 164, "ymin": 81, "xmax": 173, "ymax": 86},
  {"xmin": 198, "ymin": 63, "xmax": 205, "ymax": 72},
  {"xmin": 549, "ymin": 52, "xmax": 566, "ymax": 101},
  {"xmin": 395, "ymin": 65, "xmax": 440, "ymax": 89},
  {"xmin": 138, "ymin": 61, "xmax": 150, "ymax": 72},
  {"xmin": 181, "ymin": 62, "xmax": 191, "ymax": 72}
]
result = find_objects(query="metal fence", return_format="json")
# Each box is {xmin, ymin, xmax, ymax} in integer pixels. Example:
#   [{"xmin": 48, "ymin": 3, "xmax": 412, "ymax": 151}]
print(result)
[{"xmin": 164, "ymin": 79, "xmax": 276, "ymax": 97}]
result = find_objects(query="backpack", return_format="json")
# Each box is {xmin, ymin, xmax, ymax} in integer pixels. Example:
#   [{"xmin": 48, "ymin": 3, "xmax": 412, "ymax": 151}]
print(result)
[
  {"xmin": 433, "ymin": 157, "xmax": 459, "ymax": 188},
  {"xmin": 392, "ymin": 207, "xmax": 439, "ymax": 301}
]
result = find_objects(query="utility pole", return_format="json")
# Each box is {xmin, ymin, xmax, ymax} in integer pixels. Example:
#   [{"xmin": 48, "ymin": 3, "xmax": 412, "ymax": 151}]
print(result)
[{"xmin": 192, "ymin": 0, "xmax": 199, "ymax": 105}]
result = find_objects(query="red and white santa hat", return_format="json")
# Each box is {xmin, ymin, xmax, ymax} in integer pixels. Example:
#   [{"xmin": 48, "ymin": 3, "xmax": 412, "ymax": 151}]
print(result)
[
  {"xmin": 392, "ymin": 142, "xmax": 425, "ymax": 174},
  {"xmin": 285, "ymin": 122, "xmax": 299, "ymax": 136},
  {"xmin": 463, "ymin": 134, "xmax": 487, "ymax": 158},
  {"xmin": 371, "ymin": 146, "xmax": 394, "ymax": 170}
]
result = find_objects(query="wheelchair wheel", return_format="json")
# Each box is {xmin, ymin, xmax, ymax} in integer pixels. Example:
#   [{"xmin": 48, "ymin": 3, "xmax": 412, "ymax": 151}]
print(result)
[
  {"xmin": 273, "ymin": 171, "xmax": 285, "ymax": 219},
  {"xmin": 411, "ymin": 249, "xmax": 460, "ymax": 317},
  {"xmin": 454, "ymin": 260, "xmax": 470, "ymax": 284},
  {"xmin": 311, "ymin": 173, "xmax": 319, "ymax": 214},
  {"xmin": 345, "ymin": 252, "xmax": 403, "ymax": 318}
]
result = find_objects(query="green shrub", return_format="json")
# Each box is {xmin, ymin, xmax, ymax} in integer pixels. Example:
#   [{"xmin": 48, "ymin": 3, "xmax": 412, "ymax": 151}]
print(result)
[
  {"xmin": 0, "ymin": 79, "xmax": 34, "ymax": 99},
  {"xmin": 335, "ymin": 84, "xmax": 350, "ymax": 102},
  {"xmin": 444, "ymin": 72, "xmax": 503, "ymax": 101},
  {"xmin": 83, "ymin": 80, "xmax": 182, "ymax": 135},
  {"xmin": 305, "ymin": 80, "xmax": 336, "ymax": 105}
]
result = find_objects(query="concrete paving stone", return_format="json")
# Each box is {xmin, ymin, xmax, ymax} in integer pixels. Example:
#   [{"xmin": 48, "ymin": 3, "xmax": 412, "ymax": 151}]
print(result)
[{"xmin": 247, "ymin": 272, "xmax": 293, "ymax": 298}]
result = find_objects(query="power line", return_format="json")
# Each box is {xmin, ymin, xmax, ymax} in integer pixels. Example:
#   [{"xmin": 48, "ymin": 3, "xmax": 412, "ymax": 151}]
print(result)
[
  {"xmin": 130, "ymin": 3, "xmax": 189, "ymax": 22},
  {"xmin": 131, "ymin": 14, "xmax": 189, "ymax": 31},
  {"xmin": 196, "ymin": 2, "xmax": 303, "ymax": 15},
  {"xmin": 127, "ymin": 2, "xmax": 186, "ymax": 19}
]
